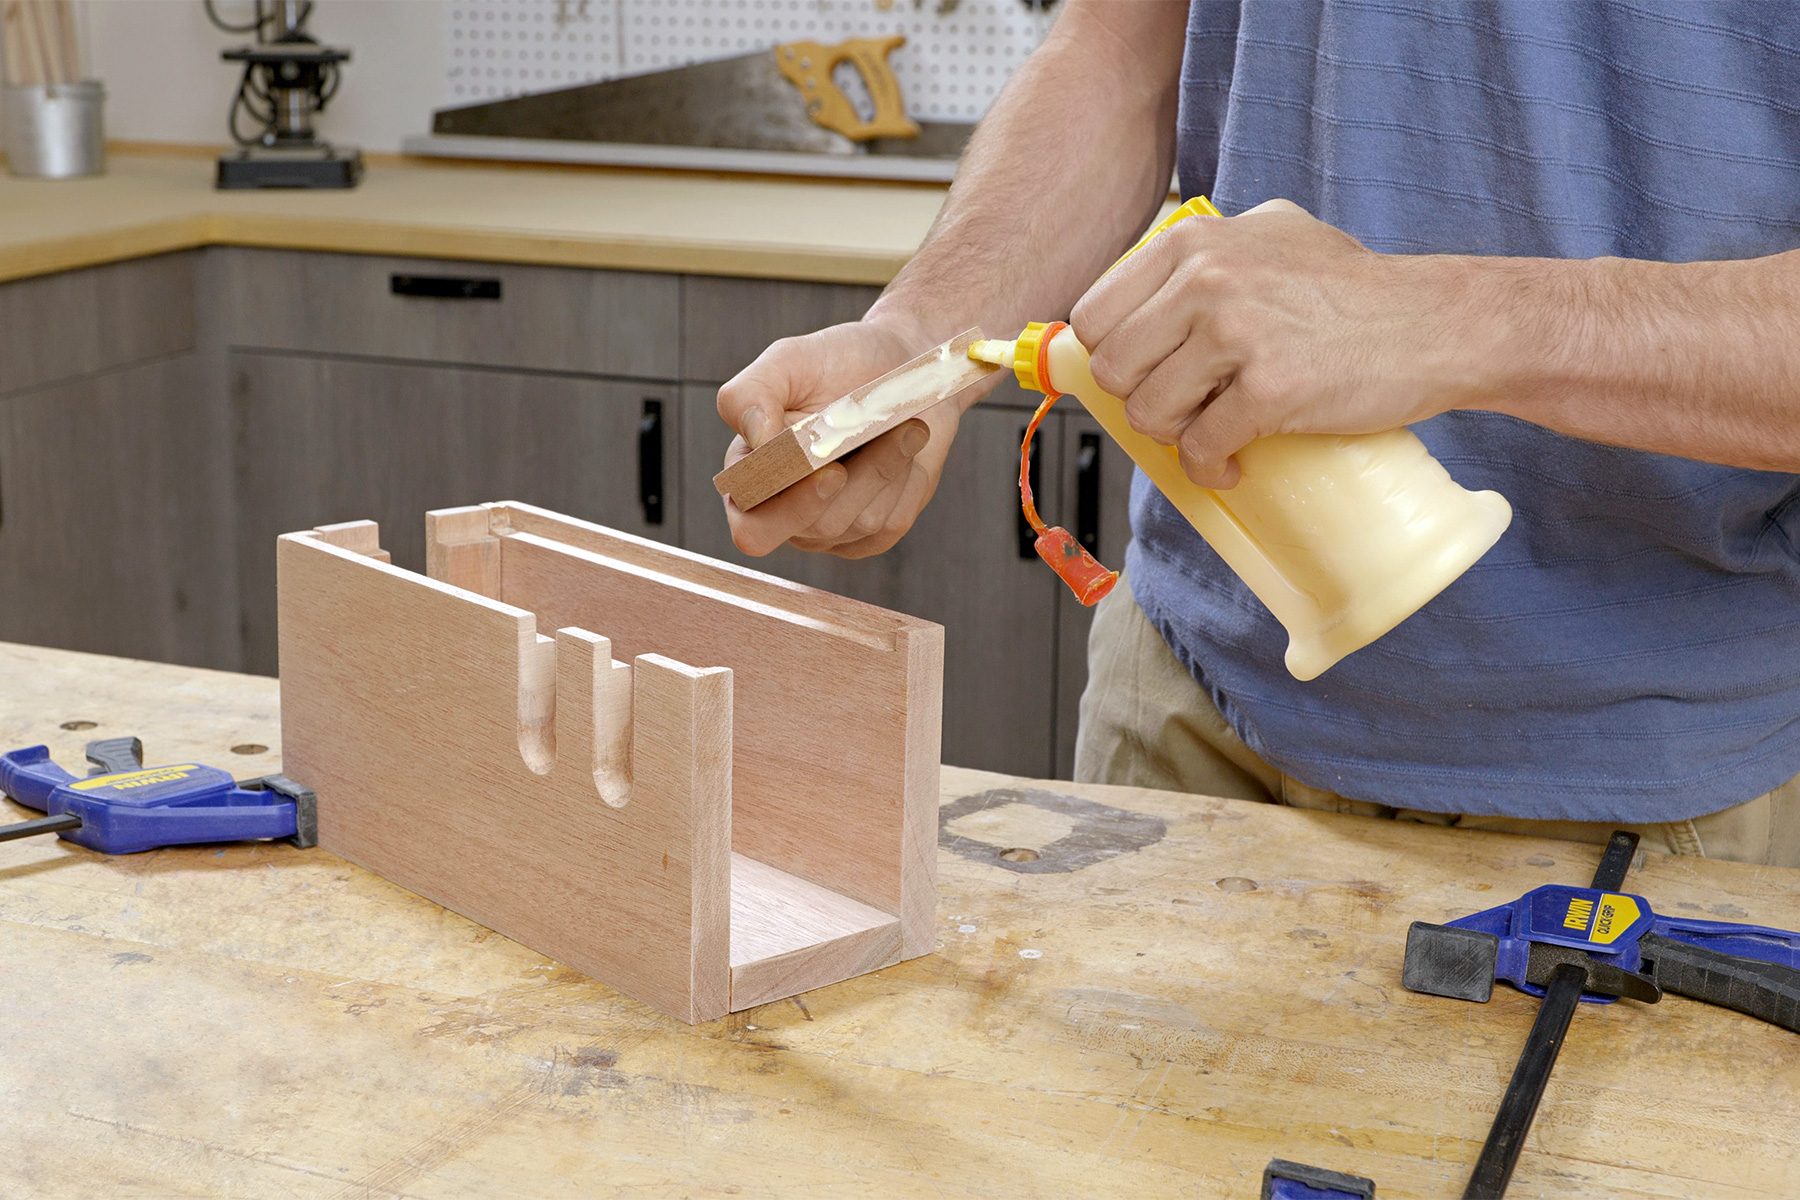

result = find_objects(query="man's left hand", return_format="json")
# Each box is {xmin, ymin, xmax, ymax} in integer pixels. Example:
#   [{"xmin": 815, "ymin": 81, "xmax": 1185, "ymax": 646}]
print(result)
[{"xmin": 1070, "ymin": 199, "xmax": 1485, "ymax": 488}]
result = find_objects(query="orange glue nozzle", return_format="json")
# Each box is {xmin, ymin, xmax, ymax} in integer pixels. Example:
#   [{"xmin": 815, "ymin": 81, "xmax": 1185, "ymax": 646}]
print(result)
[
  {"xmin": 1015, "ymin": 337, "xmax": 1120, "ymax": 606},
  {"xmin": 1034, "ymin": 526, "xmax": 1119, "ymax": 607}
]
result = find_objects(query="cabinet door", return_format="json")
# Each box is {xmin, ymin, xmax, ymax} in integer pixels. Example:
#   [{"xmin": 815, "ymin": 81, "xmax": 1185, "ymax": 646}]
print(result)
[
  {"xmin": 0, "ymin": 253, "xmax": 196, "ymax": 398},
  {"xmin": 682, "ymin": 384, "xmax": 1063, "ymax": 777},
  {"xmin": 0, "ymin": 354, "xmax": 239, "ymax": 669},
  {"xmin": 233, "ymin": 353, "xmax": 680, "ymax": 673},
  {"xmin": 1052, "ymin": 413, "xmax": 1137, "ymax": 777}
]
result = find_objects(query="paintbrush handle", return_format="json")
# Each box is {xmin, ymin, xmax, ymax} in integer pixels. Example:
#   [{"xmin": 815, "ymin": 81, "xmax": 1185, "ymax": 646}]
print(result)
[
  {"xmin": 24, "ymin": 0, "xmax": 58, "ymax": 86},
  {"xmin": 1, "ymin": 3, "xmax": 20, "ymax": 85},
  {"xmin": 53, "ymin": 0, "xmax": 75, "ymax": 81},
  {"xmin": 2, "ymin": 1, "xmax": 31, "ymax": 86}
]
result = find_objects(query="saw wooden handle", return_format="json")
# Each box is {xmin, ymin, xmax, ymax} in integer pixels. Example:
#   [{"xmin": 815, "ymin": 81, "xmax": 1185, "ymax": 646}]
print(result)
[{"xmin": 775, "ymin": 35, "xmax": 920, "ymax": 143}]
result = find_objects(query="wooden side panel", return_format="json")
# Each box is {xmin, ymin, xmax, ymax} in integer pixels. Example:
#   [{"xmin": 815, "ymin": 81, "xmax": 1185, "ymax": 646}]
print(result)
[
  {"xmin": 711, "ymin": 328, "xmax": 991, "ymax": 511},
  {"xmin": 897, "ymin": 626, "xmax": 944, "ymax": 957},
  {"xmin": 491, "ymin": 499, "xmax": 913, "ymax": 645},
  {"xmin": 679, "ymin": 395, "xmax": 1062, "ymax": 782},
  {"xmin": 487, "ymin": 509, "xmax": 940, "ymax": 958},
  {"xmin": 426, "ymin": 505, "xmax": 500, "ymax": 598},
  {"xmin": 710, "ymin": 429, "xmax": 813, "ymax": 512},
  {"xmin": 277, "ymin": 529, "xmax": 733, "ymax": 1023}
]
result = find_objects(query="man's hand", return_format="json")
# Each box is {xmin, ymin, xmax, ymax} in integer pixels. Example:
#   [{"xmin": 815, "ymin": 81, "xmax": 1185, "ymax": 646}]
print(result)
[
  {"xmin": 717, "ymin": 315, "xmax": 974, "ymax": 559},
  {"xmin": 1071, "ymin": 199, "xmax": 1482, "ymax": 488}
]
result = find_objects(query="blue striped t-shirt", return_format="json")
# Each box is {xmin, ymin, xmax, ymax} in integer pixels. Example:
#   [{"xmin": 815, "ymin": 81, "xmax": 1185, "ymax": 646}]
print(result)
[{"xmin": 1128, "ymin": 0, "xmax": 1800, "ymax": 820}]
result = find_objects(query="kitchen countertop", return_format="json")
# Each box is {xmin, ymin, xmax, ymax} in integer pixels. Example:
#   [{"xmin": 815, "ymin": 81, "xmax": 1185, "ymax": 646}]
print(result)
[{"xmin": 0, "ymin": 149, "xmax": 951, "ymax": 286}]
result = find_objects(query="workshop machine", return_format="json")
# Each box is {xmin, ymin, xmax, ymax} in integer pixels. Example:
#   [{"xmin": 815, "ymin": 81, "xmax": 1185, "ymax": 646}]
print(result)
[{"xmin": 207, "ymin": 0, "xmax": 362, "ymax": 189}]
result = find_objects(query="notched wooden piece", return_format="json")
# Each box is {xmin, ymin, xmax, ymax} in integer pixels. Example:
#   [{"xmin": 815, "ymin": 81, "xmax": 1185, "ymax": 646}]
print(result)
[
  {"xmin": 712, "ymin": 327, "xmax": 995, "ymax": 510},
  {"xmin": 277, "ymin": 501, "xmax": 942, "ymax": 1023}
]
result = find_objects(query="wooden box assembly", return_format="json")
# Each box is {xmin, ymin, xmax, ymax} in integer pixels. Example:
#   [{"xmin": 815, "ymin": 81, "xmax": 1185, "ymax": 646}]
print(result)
[{"xmin": 276, "ymin": 502, "xmax": 942, "ymax": 1023}]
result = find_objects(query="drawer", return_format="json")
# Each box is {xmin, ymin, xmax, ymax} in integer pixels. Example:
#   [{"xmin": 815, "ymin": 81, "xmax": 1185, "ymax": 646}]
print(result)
[
  {"xmin": 0, "ymin": 253, "xmax": 196, "ymax": 396},
  {"xmin": 216, "ymin": 249, "xmax": 679, "ymax": 379},
  {"xmin": 681, "ymin": 276, "xmax": 881, "ymax": 384}
]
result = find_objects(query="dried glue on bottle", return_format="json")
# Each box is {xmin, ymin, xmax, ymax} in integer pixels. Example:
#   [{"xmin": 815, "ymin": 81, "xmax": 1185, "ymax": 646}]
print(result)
[{"xmin": 971, "ymin": 197, "xmax": 1513, "ymax": 682}]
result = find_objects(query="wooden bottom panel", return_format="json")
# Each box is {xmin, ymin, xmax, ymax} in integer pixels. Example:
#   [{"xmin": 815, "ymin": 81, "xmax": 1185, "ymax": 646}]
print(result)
[{"xmin": 730, "ymin": 853, "xmax": 902, "ymax": 1011}]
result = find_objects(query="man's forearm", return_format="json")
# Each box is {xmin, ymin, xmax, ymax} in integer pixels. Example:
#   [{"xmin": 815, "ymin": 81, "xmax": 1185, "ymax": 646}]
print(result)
[
  {"xmin": 866, "ymin": 0, "xmax": 1185, "ymax": 387},
  {"xmin": 1460, "ymin": 251, "xmax": 1800, "ymax": 471}
]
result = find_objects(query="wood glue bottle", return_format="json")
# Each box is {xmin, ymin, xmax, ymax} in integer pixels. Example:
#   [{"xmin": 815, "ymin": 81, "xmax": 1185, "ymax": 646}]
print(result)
[{"xmin": 970, "ymin": 198, "xmax": 1513, "ymax": 682}]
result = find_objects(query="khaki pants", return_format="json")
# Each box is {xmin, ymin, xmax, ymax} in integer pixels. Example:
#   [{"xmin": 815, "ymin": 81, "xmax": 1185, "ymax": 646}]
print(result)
[{"xmin": 1073, "ymin": 582, "xmax": 1800, "ymax": 867}]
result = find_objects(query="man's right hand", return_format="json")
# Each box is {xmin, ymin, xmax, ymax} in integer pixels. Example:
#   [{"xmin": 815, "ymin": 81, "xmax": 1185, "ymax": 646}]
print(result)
[{"xmin": 717, "ymin": 315, "xmax": 976, "ymax": 560}]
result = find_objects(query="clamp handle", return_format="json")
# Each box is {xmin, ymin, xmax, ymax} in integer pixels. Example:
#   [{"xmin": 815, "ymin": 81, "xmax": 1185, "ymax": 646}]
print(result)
[
  {"xmin": 84, "ymin": 737, "xmax": 144, "ymax": 775},
  {"xmin": 1638, "ymin": 929, "xmax": 1800, "ymax": 1032},
  {"xmin": 775, "ymin": 36, "xmax": 920, "ymax": 143}
]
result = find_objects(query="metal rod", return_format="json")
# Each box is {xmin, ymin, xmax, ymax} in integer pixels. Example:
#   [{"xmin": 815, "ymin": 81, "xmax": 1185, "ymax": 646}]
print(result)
[
  {"xmin": 1590, "ymin": 830, "xmax": 1639, "ymax": 891},
  {"xmin": 0, "ymin": 813, "xmax": 80, "ymax": 842},
  {"xmin": 1461, "ymin": 833, "xmax": 1641, "ymax": 1197},
  {"xmin": 1463, "ymin": 960, "xmax": 1586, "ymax": 1199}
]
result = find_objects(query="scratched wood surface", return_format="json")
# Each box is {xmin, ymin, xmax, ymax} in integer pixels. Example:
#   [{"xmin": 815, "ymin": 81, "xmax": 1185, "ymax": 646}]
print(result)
[{"xmin": 0, "ymin": 640, "xmax": 1796, "ymax": 1198}]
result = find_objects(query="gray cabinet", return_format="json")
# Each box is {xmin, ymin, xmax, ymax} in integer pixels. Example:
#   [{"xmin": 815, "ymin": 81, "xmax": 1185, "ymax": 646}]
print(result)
[
  {"xmin": 0, "ymin": 248, "xmax": 1142, "ymax": 781},
  {"xmin": 231, "ymin": 352, "xmax": 680, "ymax": 673},
  {"xmin": 216, "ymin": 250, "xmax": 680, "ymax": 380},
  {"xmin": 1052, "ymin": 413, "xmax": 1137, "ymax": 777},
  {"xmin": 682, "ymin": 383, "xmax": 1068, "ymax": 776},
  {"xmin": 681, "ymin": 277, "xmax": 882, "ymax": 385},
  {"xmin": 0, "ymin": 254, "xmax": 196, "ymax": 397},
  {"xmin": 0, "ymin": 353, "xmax": 238, "ymax": 668}
]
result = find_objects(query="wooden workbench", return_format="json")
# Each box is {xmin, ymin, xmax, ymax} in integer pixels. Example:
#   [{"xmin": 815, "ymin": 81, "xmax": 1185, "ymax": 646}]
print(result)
[{"xmin": 1, "ymin": 641, "xmax": 1795, "ymax": 1197}]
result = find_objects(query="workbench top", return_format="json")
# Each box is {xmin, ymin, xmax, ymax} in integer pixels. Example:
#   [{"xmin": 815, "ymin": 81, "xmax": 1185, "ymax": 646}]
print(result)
[
  {"xmin": 0, "ymin": 149, "xmax": 947, "ymax": 286},
  {"xmin": 2, "ymin": 640, "xmax": 1796, "ymax": 1198}
]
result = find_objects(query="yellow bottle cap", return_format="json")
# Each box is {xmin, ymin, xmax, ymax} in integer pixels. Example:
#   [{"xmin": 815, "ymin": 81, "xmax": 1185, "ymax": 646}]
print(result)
[
  {"xmin": 1111, "ymin": 195, "xmax": 1223, "ymax": 273},
  {"xmin": 1010, "ymin": 321, "xmax": 1053, "ymax": 393}
]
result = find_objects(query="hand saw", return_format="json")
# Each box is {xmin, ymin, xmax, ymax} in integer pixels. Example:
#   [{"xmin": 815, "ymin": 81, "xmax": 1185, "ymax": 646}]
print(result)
[{"xmin": 431, "ymin": 35, "xmax": 925, "ymax": 154}]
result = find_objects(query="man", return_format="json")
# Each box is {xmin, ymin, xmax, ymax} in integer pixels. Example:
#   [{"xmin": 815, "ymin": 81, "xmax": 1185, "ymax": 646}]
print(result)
[{"xmin": 715, "ymin": 1, "xmax": 1800, "ymax": 865}]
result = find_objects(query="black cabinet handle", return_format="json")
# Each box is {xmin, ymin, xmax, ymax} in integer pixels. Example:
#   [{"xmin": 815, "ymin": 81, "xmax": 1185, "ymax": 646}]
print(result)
[
  {"xmin": 1016, "ymin": 424, "xmax": 1042, "ymax": 559},
  {"xmin": 1075, "ymin": 432, "xmax": 1103, "ymax": 557},
  {"xmin": 389, "ymin": 273, "xmax": 502, "ymax": 300},
  {"xmin": 638, "ymin": 399, "xmax": 665, "ymax": 527}
]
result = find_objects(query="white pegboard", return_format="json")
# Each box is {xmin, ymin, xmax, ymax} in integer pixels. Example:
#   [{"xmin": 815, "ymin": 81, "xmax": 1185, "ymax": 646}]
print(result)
[
  {"xmin": 444, "ymin": 0, "xmax": 623, "ymax": 103},
  {"xmin": 443, "ymin": 0, "xmax": 1055, "ymax": 122}
]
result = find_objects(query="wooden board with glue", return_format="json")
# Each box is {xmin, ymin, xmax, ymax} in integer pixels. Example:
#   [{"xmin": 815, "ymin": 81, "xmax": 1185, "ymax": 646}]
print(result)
[
  {"xmin": 1, "ymin": 641, "xmax": 1796, "ymax": 1196},
  {"xmin": 713, "ymin": 328, "xmax": 996, "ymax": 511}
]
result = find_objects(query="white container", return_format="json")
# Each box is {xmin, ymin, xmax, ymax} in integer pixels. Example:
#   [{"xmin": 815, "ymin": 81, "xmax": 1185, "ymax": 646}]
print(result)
[{"xmin": 2, "ymin": 81, "xmax": 105, "ymax": 179}]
